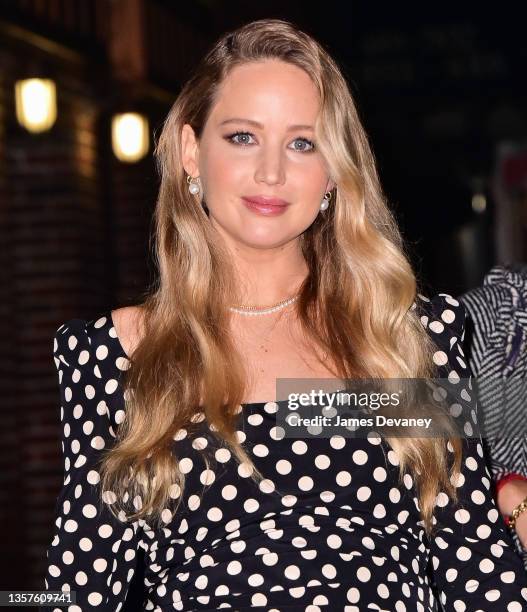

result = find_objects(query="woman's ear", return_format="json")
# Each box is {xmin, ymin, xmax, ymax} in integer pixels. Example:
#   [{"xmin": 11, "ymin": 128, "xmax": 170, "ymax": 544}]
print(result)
[
  {"xmin": 181, "ymin": 123, "xmax": 200, "ymax": 176},
  {"xmin": 326, "ymin": 178, "xmax": 336, "ymax": 192}
]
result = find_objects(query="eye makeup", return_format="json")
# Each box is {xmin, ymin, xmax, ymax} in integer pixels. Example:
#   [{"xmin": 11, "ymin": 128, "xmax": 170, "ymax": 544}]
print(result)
[{"xmin": 224, "ymin": 131, "xmax": 316, "ymax": 153}]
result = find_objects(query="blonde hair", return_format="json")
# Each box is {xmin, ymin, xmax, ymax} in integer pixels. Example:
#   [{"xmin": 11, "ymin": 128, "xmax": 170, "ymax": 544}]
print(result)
[{"xmin": 99, "ymin": 18, "xmax": 462, "ymax": 535}]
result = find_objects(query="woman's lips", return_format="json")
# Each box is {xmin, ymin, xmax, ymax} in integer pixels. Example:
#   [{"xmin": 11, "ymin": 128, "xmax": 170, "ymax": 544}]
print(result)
[{"xmin": 241, "ymin": 196, "xmax": 289, "ymax": 216}]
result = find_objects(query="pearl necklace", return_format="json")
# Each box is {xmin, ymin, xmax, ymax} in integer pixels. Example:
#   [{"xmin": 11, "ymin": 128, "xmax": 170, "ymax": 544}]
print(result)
[{"xmin": 229, "ymin": 294, "xmax": 299, "ymax": 316}]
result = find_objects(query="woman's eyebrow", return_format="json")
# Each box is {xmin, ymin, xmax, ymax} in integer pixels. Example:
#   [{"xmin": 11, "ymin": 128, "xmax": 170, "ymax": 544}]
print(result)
[{"xmin": 219, "ymin": 117, "xmax": 314, "ymax": 131}]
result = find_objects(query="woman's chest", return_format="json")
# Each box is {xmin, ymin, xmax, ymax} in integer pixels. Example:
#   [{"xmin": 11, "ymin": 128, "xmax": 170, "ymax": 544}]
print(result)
[
  {"xmin": 231, "ymin": 314, "xmax": 342, "ymax": 404},
  {"xmin": 169, "ymin": 419, "xmax": 419, "ymax": 538}
]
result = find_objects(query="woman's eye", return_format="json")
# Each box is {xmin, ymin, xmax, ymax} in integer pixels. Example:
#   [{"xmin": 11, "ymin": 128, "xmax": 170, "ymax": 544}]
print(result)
[
  {"xmin": 227, "ymin": 132, "xmax": 255, "ymax": 146},
  {"xmin": 225, "ymin": 132, "xmax": 315, "ymax": 152},
  {"xmin": 290, "ymin": 138, "xmax": 315, "ymax": 152}
]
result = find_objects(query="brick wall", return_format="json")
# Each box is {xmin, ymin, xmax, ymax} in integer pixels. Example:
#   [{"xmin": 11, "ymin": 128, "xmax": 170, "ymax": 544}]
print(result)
[{"xmin": 0, "ymin": 24, "xmax": 164, "ymax": 594}]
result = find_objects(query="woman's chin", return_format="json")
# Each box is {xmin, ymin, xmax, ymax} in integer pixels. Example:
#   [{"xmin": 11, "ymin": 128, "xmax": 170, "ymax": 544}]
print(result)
[{"xmin": 234, "ymin": 229, "xmax": 299, "ymax": 250}]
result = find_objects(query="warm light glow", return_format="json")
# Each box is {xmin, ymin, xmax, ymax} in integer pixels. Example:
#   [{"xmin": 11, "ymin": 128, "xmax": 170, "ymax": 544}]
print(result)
[
  {"xmin": 111, "ymin": 113, "xmax": 149, "ymax": 162},
  {"xmin": 15, "ymin": 79, "xmax": 57, "ymax": 133},
  {"xmin": 471, "ymin": 193, "xmax": 487, "ymax": 213}
]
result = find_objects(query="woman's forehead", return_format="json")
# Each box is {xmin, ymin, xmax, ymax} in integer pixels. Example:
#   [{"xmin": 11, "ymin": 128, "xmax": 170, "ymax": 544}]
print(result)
[{"xmin": 209, "ymin": 60, "xmax": 320, "ymax": 126}]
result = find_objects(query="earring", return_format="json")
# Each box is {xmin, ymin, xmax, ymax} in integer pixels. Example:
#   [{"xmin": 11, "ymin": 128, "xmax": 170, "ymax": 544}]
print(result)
[
  {"xmin": 320, "ymin": 190, "xmax": 332, "ymax": 211},
  {"xmin": 187, "ymin": 174, "xmax": 201, "ymax": 195}
]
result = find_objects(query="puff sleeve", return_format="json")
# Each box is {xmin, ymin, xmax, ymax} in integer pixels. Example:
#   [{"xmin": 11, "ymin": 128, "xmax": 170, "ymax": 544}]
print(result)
[
  {"xmin": 42, "ymin": 319, "xmax": 143, "ymax": 611},
  {"xmin": 419, "ymin": 294, "xmax": 527, "ymax": 610}
]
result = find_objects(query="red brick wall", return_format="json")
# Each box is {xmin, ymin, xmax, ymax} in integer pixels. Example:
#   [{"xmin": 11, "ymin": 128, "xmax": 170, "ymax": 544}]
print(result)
[
  {"xmin": 0, "ymin": 0, "xmax": 206, "ymax": 595},
  {"xmin": 0, "ymin": 31, "xmax": 159, "ymax": 595}
]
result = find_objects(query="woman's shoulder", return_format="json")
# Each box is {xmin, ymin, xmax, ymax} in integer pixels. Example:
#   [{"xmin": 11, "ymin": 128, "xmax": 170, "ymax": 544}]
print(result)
[
  {"xmin": 412, "ymin": 292, "xmax": 471, "ymax": 378},
  {"xmin": 109, "ymin": 305, "xmax": 145, "ymax": 360},
  {"xmin": 413, "ymin": 292, "xmax": 466, "ymax": 341},
  {"xmin": 53, "ymin": 305, "xmax": 144, "ymax": 373}
]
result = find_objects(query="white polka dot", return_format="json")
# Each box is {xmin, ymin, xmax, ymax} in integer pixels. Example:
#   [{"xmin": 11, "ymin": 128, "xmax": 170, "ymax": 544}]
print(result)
[
  {"xmin": 87, "ymin": 593, "xmax": 102, "ymax": 606},
  {"xmin": 479, "ymin": 559, "xmax": 494, "ymax": 573},
  {"xmin": 330, "ymin": 435, "xmax": 346, "ymax": 449},
  {"xmin": 454, "ymin": 509, "xmax": 470, "ymax": 524},
  {"xmin": 227, "ymin": 560, "xmax": 242, "ymax": 575},
  {"xmin": 433, "ymin": 351, "xmax": 448, "ymax": 366},
  {"xmin": 429, "ymin": 321, "xmax": 444, "ymax": 333},
  {"xmin": 49, "ymin": 565, "xmax": 60, "ymax": 577},
  {"xmin": 315, "ymin": 454, "xmax": 331, "ymax": 469},
  {"xmin": 357, "ymin": 486, "xmax": 371, "ymax": 501},
  {"xmin": 96, "ymin": 345, "xmax": 108, "ymax": 360},
  {"xmin": 215, "ymin": 448, "xmax": 231, "ymax": 462},
  {"xmin": 352, "ymin": 450, "xmax": 368, "ymax": 465},
  {"xmin": 292, "ymin": 440, "xmax": 308, "ymax": 454},
  {"xmin": 238, "ymin": 462, "xmax": 254, "ymax": 478},
  {"xmin": 253, "ymin": 444, "xmax": 269, "ymax": 457},
  {"xmin": 285, "ymin": 565, "xmax": 300, "ymax": 580},
  {"xmin": 244, "ymin": 498, "xmax": 259, "ymax": 513},
  {"xmin": 298, "ymin": 476, "xmax": 314, "ymax": 491},
  {"xmin": 207, "ymin": 507, "xmax": 222, "ymax": 522},
  {"xmin": 179, "ymin": 457, "xmax": 193, "ymax": 474},
  {"xmin": 82, "ymin": 504, "xmax": 97, "ymax": 518},
  {"xmin": 456, "ymin": 546, "xmax": 471, "ymax": 561},
  {"xmin": 336, "ymin": 471, "xmax": 352, "ymax": 486},
  {"xmin": 327, "ymin": 534, "xmax": 342, "ymax": 549},
  {"xmin": 259, "ymin": 479, "xmax": 275, "ymax": 494},
  {"xmin": 347, "ymin": 587, "xmax": 360, "ymax": 603},
  {"xmin": 276, "ymin": 459, "xmax": 291, "ymax": 474},
  {"xmin": 373, "ymin": 467, "xmax": 387, "ymax": 482},
  {"xmin": 441, "ymin": 309, "xmax": 455, "ymax": 324},
  {"xmin": 91, "ymin": 436, "xmax": 105, "ymax": 450},
  {"xmin": 357, "ymin": 566, "xmax": 371, "ymax": 582},
  {"xmin": 79, "ymin": 538, "xmax": 92, "ymax": 551},
  {"xmin": 98, "ymin": 524, "xmax": 113, "ymax": 538},
  {"xmin": 501, "ymin": 571, "xmax": 515, "ymax": 584},
  {"xmin": 222, "ymin": 485, "xmax": 237, "ymax": 500}
]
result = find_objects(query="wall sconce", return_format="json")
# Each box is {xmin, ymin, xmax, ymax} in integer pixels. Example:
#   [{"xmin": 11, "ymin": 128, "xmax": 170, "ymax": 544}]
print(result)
[
  {"xmin": 111, "ymin": 112, "xmax": 149, "ymax": 162},
  {"xmin": 15, "ymin": 78, "xmax": 57, "ymax": 133},
  {"xmin": 471, "ymin": 192, "xmax": 487, "ymax": 214}
]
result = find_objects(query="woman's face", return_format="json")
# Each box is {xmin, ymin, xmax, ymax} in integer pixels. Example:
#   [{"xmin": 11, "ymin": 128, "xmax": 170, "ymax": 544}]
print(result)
[{"xmin": 182, "ymin": 59, "xmax": 335, "ymax": 250}]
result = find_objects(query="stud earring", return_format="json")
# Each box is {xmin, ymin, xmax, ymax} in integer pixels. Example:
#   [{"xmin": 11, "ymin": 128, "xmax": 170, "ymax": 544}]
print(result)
[
  {"xmin": 187, "ymin": 174, "xmax": 201, "ymax": 195},
  {"xmin": 320, "ymin": 190, "xmax": 332, "ymax": 211}
]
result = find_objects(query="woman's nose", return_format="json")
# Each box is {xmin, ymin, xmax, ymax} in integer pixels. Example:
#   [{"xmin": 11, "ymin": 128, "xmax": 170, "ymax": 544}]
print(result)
[{"xmin": 254, "ymin": 146, "xmax": 286, "ymax": 186}]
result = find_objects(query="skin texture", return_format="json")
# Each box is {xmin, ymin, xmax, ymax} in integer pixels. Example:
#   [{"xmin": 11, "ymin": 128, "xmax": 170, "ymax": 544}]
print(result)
[
  {"xmin": 181, "ymin": 59, "xmax": 335, "ymax": 306},
  {"xmin": 110, "ymin": 60, "xmax": 342, "ymax": 404},
  {"xmin": 498, "ymin": 479, "xmax": 527, "ymax": 548}
]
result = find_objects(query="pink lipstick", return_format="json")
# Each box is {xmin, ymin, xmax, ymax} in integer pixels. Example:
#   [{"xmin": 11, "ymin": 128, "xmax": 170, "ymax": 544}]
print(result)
[{"xmin": 241, "ymin": 195, "xmax": 290, "ymax": 216}]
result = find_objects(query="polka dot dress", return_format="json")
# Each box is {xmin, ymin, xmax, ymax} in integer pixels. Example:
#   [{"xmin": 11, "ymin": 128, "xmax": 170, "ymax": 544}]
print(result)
[{"xmin": 43, "ymin": 294, "xmax": 527, "ymax": 611}]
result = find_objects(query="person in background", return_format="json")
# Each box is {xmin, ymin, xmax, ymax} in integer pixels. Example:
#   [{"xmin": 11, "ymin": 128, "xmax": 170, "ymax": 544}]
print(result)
[{"xmin": 460, "ymin": 263, "xmax": 527, "ymax": 569}]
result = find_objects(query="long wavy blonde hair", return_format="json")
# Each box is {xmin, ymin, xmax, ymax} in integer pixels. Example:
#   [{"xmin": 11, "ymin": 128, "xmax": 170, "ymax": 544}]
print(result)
[{"xmin": 99, "ymin": 18, "xmax": 462, "ymax": 536}]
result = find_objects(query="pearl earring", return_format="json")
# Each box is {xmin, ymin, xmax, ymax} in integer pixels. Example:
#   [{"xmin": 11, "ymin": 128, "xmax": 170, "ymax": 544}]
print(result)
[
  {"xmin": 187, "ymin": 174, "xmax": 201, "ymax": 195},
  {"xmin": 320, "ymin": 190, "xmax": 332, "ymax": 211}
]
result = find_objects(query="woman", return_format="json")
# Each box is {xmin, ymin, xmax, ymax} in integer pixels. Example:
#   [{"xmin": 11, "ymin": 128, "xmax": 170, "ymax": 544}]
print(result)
[
  {"xmin": 459, "ymin": 263, "xmax": 527, "ymax": 569},
  {"xmin": 43, "ymin": 19, "xmax": 527, "ymax": 611}
]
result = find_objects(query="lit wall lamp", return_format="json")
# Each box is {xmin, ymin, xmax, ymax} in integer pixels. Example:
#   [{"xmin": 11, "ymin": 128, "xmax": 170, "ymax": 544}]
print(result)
[
  {"xmin": 111, "ymin": 112, "xmax": 149, "ymax": 162},
  {"xmin": 15, "ymin": 78, "xmax": 57, "ymax": 133}
]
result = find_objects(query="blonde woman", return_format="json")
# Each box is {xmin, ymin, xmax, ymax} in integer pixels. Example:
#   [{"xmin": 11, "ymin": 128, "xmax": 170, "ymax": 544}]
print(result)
[{"xmin": 43, "ymin": 19, "xmax": 527, "ymax": 612}]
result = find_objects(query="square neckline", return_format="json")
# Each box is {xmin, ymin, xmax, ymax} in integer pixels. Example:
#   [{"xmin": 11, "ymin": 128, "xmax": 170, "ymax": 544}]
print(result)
[{"xmin": 107, "ymin": 310, "xmax": 277, "ymax": 409}]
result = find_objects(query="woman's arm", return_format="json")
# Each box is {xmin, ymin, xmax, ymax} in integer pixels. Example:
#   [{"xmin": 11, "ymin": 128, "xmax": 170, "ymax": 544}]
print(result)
[
  {"xmin": 429, "ymin": 436, "xmax": 527, "ymax": 610},
  {"xmin": 496, "ymin": 474, "xmax": 527, "ymax": 548},
  {"xmin": 421, "ymin": 294, "xmax": 527, "ymax": 609},
  {"xmin": 42, "ymin": 319, "xmax": 144, "ymax": 611}
]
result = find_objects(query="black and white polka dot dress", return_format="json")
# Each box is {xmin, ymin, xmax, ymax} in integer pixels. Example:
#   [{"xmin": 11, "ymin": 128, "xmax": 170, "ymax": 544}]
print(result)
[{"xmin": 43, "ymin": 293, "xmax": 527, "ymax": 611}]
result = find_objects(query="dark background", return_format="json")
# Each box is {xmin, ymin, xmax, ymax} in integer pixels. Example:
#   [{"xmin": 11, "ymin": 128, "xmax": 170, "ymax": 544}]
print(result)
[{"xmin": 1, "ymin": 0, "xmax": 526, "ymax": 598}]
